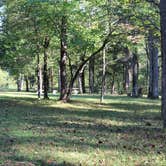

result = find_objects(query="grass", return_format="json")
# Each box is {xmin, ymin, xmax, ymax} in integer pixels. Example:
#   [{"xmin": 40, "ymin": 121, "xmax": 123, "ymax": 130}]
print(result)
[{"xmin": 0, "ymin": 92, "xmax": 165, "ymax": 166}]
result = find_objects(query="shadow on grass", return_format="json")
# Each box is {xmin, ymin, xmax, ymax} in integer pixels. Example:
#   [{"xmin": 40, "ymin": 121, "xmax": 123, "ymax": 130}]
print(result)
[{"xmin": 0, "ymin": 94, "xmax": 163, "ymax": 165}]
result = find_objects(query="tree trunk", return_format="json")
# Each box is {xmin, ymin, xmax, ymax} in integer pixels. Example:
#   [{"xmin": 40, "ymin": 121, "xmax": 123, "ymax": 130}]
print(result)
[
  {"xmin": 100, "ymin": 48, "xmax": 106, "ymax": 103},
  {"xmin": 124, "ymin": 65, "xmax": 130, "ymax": 94},
  {"xmin": 43, "ymin": 36, "xmax": 50, "ymax": 99},
  {"xmin": 37, "ymin": 44, "xmax": 42, "ymax": 100},
  {"xmin": 89, "ymin": 57, "xmax": 95, "ymax": 93},
  {"xmin": 49, "ymin": 67, "xmax": 54, "ymax": 92},
  {"xmin": 111, "ymin": 71, "xmax": 115, "ymax": 94},
  {"xmin": 78, "ymin": 66, "xmax": 86, "ymax": 94},
  {"xmin": 59, "ymin": 16, "xmax": 68, "ymax": 101},
  {"xmin": 62, "ymin": 32, "xmax": 110, "ymax": 102},
  {"xmin": 58, "ymin": 66, "xmax": 61, "ymax": 93},
  {"xmin": 17, "ymin": 74, "xmax": 24, "ymax": 92},
  {"xmin": 147, "ymin": 32, "xmax": 159, "ymax": 99},
  {"xmin": 132, "ymin": 53, "xmax": 139, "ymax": 97},
  {"xmin": 25, "ymin": 76, "xmax": 29, "ymax": 92},
  {"xmin": 160, "ymin": 0, "xmax": 166, "ymax": 128}
]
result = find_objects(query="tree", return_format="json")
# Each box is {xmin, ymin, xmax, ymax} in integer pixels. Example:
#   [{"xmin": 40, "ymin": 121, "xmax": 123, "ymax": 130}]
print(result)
[
  {"xmin": 89, "ymin": 57, "xmax": 95, "ymax": 93},
  {"xmin": 59, "ymin": 15, "xmax": 68, "ymax": 101},
  {"xmin": 100, "ymin": 48, "xmax": 106, "ymax": 103},
  {"xmin": 132, "ymin": 52, "xmax": 139, "ymax": 97},
  {"xmin": 160, "ymin": 0, "xmax": 166, "ymax": 128},
  {"xmin": 147, "ymin": 31, "xmax": 159, "ymax": 99},
  {"xmin": 43, "ymin": 36, "xmax": 50, "ymax": 99}
]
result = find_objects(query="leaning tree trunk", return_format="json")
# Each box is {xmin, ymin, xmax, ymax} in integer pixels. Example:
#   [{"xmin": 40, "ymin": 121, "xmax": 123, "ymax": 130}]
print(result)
[
  {"xmin": 160, "ymin": 0, "xmax": 166, "ymax": 128},
  {"xmin": 100, "ymin": 48, "xmax": 106, "ymax": 103},
  {"xmin": 43, "ymin": 36, "xmax": 50, "ymax": 99},
  {"xmin": 59, "ymin": 16, "xmax": 68, "ymax": 101},
  {"xmin": 64, "ymin": 31, "xmax": 109, "ymax": 102},
  {"xmin": 89, "ymin": 57, "xmax": 95, "ymax": 93},
  {"xmin": 147, "ymin": 32, "xmax": 159, "ymax": 99},
  {"xmin": 132, "ymin": 53, "xmax": 139, "ymax": 97}
]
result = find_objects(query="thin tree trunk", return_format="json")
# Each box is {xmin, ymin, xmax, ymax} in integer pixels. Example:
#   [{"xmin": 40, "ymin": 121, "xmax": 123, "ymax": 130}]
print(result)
[
  {"xmin": 25, "ymin": 76, "xmax": 29, "ymax": 92},
  {"xmin": 145, "ymin": 39, "xmax": 150, "ymax": 94},
  {"xmin": 37, "ymin": 46, "xmax": 42, "ymax": 99},
  {"xmin": 78, "ymin": 66, "xmax": 86, "ymax": 94},
  {"xmin": 111, "ymin": 71, "xmax": 115, "ymax": 94},
  {"xmin": 160, "ymin": 0, "xmax": 166, "ymax": 128},
  {"xmin": 100, "ymin": 48, "xmax": 106, "ymax": 103},
  {"xmin": 132, "ymin": 53, "xmax": 139, "ymax": 97},
  {"xmin": 89, "ymin": 57, "xmax": 95, "ymax": 93},
  {"xmin": 33, "ymin": 17, "xmax": 42, "ymax": 99},
  {"xmin": 49, "ymin": 67, "xmax": 54, "ymax": 92},
  {"xmin": 43, "ymin": 36, "xmax": 50, "ymax": 99},
  {"xmin": 124, "ymin": 65, "xmax": 130, "ymax": 94},
  {"xmin": 59, "ymin": 16, "xmax": 68, "ymax": 101},
  {"xmin": 58, "ymin": 66, "xmax": 61, "ymax": 93}
]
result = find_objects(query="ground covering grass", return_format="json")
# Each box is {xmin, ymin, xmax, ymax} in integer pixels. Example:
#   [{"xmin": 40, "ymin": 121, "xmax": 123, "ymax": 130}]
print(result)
[{"xmin": 0, "ymin": 92, "xmax": 165, "ymax": 166}]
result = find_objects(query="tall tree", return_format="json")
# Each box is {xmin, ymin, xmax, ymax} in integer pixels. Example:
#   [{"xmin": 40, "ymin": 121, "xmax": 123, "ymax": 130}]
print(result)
[
  {"xmin": 60, "ymin": 15, "xmax": 68, "ymax": 101},
  {"xmin": 43, "ymin": 36, "xmax": 50, "ymax": 99},
  {"xmin": 89, "ymin": 57, "xmax": 95, "ymax": 93},
  {"xmin": 132, "ymin": 53, "xmax": 139, "ymax": 97},
  {"xmin": 160, "ymin": 0, "xmax": 166, "ymax": 128},
  {"xmin": 100, "ymin": 48, "xmax": 106, "ymax": 103},
  {"xmin": 147, "ymin": 31, "xmax": 159, "ymax": 99}
]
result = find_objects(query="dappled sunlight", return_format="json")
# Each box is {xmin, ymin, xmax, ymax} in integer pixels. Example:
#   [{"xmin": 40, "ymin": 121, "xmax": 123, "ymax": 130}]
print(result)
[{"xmin": 0, "ymin": 92, "xmax": 164, "ymax": 165}]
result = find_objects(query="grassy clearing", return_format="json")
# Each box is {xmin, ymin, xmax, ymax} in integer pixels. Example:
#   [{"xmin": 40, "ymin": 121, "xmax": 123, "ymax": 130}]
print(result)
[{"xmin": 0, "ymin": 92, "xmax": 165, "ymax": 166}]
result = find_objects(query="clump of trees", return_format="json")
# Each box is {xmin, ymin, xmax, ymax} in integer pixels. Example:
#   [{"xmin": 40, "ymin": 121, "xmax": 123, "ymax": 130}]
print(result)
[{"xmin": 1, "ymin": 1, "xmax": 166, "ymax": 126}]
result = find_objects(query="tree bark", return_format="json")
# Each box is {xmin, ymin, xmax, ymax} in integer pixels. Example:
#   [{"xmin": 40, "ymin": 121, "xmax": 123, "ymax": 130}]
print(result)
[
  {"xmin": 124, "ymin": 65, "xmax": 130, "ymax": 94},
  {"xmin": 17, "ymin": 74, "xmax": 24, "ymax": 92},
  {"xmin": 43, "ymin": 36, "xmax": 50, "ymax": 99},
  {"xmin": 147, "ymin": 31, "xmax": 159, "ymax": 99},
  {"xmin": 49, "ymin": 67, "xmax": 54, "ymax": 92},
  {"xmin": 33, "ymin": 17, "xmax": 42, "ymax": 99},
  {"xmin": 89, "ymin": 57, "xmax": 95, "ymax": 93},
  {"xmin": 25, "ymin": 76, "xmax": 29, "ymax": 92},
  {"xmin": 37, "ymin": 56, "xmax": 42, "ymax": 99},
  {"xmin": 100, "ymin": 48, "xmax": 106, "ymax": 103},
  {"xmin": 111, "ymin": 71, "xmax": 115, "ymax": 94},
  {"xmin": 132, "ymin": 53, "xmax": 139, "ymax": 97},
  {"xmin": 59, "ymin": 16, "xmax": 68, "ymax": 101},
  {"xmin": 78, "ymin": 65, "xmax": 86, "ymax": 94},
  {"xmin": 58, "ymin": 66, "xmax": 61, "ymax": 93},
  {"xmin": 160, "ymin": 0, "xmax": 166, "ymax": 128}
]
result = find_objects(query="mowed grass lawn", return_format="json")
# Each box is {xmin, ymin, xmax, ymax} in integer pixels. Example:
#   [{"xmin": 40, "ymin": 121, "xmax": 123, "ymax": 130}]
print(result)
[{"xmin": 0, "ymin": 92, "xmax": 165, "ymax": 166}]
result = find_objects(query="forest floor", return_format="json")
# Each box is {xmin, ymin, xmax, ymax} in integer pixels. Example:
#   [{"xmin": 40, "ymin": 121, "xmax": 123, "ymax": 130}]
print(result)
[{"xmin": 0, "ymin": 92, "xmax": 165, "ymax": 166}]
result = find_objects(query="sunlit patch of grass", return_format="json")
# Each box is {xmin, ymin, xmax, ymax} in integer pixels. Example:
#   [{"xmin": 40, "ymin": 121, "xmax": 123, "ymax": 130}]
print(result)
[{"xmin": 0, "ymin": 92, "xmax": 165, "ymax": 166}]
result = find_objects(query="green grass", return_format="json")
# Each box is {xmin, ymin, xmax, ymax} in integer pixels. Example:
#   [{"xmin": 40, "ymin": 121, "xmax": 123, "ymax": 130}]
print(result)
[{"xmin": 0, "ymin": 92, "xmax": 165, "ymax": 166}]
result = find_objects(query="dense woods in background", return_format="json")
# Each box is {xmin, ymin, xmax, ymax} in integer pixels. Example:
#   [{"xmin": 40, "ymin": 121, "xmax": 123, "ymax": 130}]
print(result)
[{"xmin": 1, "ymin": 0, "xmax": 166, "ymax": 126}]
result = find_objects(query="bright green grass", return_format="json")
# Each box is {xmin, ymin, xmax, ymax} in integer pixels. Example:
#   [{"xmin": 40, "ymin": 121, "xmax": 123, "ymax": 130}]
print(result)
[{"xmin": 0, "ymin": 92, "xmax": 165, "ymax": 166}]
